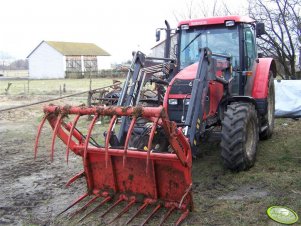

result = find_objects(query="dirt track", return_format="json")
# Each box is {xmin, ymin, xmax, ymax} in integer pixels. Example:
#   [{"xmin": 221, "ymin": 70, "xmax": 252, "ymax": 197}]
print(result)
[
  {"xmin": 0, "ymin": 97, "xmax": 85, "ymax": 225},
  {"xmin": 0, "ymin": 95, "xmax": 300, "ymax": 225}
]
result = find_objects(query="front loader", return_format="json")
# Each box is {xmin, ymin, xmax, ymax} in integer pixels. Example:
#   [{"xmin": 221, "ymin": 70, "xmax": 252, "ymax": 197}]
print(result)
[{"xmin": 35, "ymin": 15, "xmax": 276, "ymax": 225}]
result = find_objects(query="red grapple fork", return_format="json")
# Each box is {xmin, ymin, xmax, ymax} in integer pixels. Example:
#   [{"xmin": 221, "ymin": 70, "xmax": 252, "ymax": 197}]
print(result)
[{"xmin": 35, "ymin": 105, "xmax": 193, "ymax": 225}]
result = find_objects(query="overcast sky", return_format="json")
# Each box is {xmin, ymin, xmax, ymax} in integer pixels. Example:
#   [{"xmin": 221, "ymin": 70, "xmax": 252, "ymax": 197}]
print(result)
[{"xmin": 0, "ymin": 0, "xmax": 247, "ymax": 63}]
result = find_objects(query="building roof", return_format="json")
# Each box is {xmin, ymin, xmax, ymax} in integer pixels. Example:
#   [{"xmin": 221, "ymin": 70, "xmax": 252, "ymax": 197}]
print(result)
[{"xmin": 27, "ymin": 41, "xmax": 110, "ymax": 58}]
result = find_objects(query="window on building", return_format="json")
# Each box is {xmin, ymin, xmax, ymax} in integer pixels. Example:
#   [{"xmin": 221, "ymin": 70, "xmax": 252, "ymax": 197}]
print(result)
[
  {"xmin": 84, "ymin": 56, "xmax": 98, "ymax": 72},
  {"xmin": 66, "ymin": 56, "xmax": 82, "ymax": 72}
]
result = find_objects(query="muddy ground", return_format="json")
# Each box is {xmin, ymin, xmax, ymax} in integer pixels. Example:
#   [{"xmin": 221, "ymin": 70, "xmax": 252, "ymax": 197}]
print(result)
[{"xmin": 0, "ymin": 95, "xmax": 300, "ymax": 226}]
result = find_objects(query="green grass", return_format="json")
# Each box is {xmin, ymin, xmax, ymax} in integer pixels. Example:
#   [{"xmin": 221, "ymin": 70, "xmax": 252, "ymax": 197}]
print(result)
[{"xmin": 0, "ymin": 78, "xmax": 124, "ymax": 95}]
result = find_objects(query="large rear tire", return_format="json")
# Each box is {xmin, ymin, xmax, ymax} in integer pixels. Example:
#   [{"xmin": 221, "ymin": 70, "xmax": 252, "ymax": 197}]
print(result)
[
  {"xmin": 221, "ymin": 102, "xmax": 259, "ymax": 171},
  {"xmin": 259, "ymin": 74, "xmax": 275, "ymax": 140}
]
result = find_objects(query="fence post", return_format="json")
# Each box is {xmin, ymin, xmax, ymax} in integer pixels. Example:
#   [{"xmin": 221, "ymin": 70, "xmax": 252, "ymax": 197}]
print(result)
[
  {"xmin": 27, "ymin": 79, "xmax": 30, "ymax": 94},
  {"xmin": 89, "ymin": 75, "xmax": 92, "ymax": 91}
]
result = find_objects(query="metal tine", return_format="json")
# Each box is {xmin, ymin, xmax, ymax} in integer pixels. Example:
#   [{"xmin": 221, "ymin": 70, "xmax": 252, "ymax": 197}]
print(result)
[
  {"xmin": 101, "ymin": 195, "xmax": 125, "ymax": 218},
  {"xmin": 83, "ymin": 114, "xmax": 99, "ymax": 191},
  {"xmin": 51, "ymin": 114, "xmax": 63, "ymax": 162},
  {"xmin": 125, "ymin": 201, "xmax": 149, "ymax": 225},
  {"xmin": 146, "ymin": 117, "xmax": 159, "ymax": 174},
  {"xmin": 140, "ymin": 203, "xmax": 161, "ymax": 226},
  {"xmin": 66, "ymin": 170, "xmax": 85, "ymax": 187},
  {"xmin": 66, "ymin": 114, "xmax": 81, "ymax": 164},
  {"xmin": 57, "ymin": 193, "xmax": 88, "ymax": 216},
  {"xmin": 68, "ymin": 195, "xmax": 101, "ymax": 219},
  {"xmin": 123, "ymin": 117, "xmax": 137, "ymax": 167},
  {"xmin": 77, "ymin": 196, "xmax": 111, "ymax": 223},
  {"xmin": 84, "ymin": 114, "xmax": 99, "ymax": 160},
  {"xmin": 108, "ymin": 198, "xmax": 136, "ymax": 224},
  {"xmin": 159, "ymin": 206, "xmax": 176, "ymax": 226},
  {"xmin": 175, "ymin": 209, "xmax": 189, "ymax": 226},
  {"xmin": 34, "ymin": 113, "xmax": 49, "ymax": 160},
  {"xmin": 105, "ymin": 115, "xmax": 117, "ymax": 168}
]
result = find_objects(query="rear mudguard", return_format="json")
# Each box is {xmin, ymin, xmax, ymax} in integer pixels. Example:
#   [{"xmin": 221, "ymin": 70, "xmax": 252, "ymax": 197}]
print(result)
[{"xmin": 251, "ymin": 58, "xmax": 276, "ymax": 99}]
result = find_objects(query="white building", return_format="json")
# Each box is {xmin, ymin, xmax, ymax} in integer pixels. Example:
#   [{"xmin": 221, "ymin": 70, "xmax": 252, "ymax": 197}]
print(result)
[
  {"xmin": 149, "ymin": 34, "xmax": 178, "ymax": 59},
  {"xmin": 27, "ymin": 41, "xmax": 111, "ymax": 79}
]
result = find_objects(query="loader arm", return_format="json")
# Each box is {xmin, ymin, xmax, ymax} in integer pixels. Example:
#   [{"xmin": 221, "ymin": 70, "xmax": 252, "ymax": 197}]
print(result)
[{"xmin": 184, "ymin": 48, "xmax": 215, "ymax": 154}]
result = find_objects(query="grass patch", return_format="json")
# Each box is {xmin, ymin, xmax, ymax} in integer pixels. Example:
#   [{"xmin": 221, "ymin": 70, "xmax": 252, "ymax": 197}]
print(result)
[{"xmin": 0, "ymin": 78, "xmax": 124, "ymax": 95}]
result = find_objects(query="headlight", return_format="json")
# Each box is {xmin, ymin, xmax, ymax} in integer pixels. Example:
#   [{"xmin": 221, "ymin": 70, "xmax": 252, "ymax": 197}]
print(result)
[
  {"xmin": 184, "ymin": 99, "xmax": 190, "ymax": 105},
  {"xmin": 168, "ymin": 99, "xmax": 178, "ymax": 105}
]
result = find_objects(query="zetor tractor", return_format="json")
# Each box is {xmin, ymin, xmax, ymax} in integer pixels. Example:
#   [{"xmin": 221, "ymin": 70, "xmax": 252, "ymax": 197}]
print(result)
[{"xmin": 35, "ymin": 16, "xmax": 275, "ymax": 225}]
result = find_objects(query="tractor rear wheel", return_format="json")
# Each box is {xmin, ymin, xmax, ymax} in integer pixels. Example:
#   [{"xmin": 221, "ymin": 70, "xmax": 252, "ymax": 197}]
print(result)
[
  {"xmin": 221, "ymin": 102, "xmax": 259, "ymax": 171},
  {"xmin": 259, "ymin": 74, "xmax": 275, "ymax": 140}
]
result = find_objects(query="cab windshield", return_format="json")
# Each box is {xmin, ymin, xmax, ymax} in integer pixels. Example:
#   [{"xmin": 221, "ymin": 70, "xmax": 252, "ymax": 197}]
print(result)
[{"xmin": 179, "ymin": 25, "xmax": 240, "ymax": 69}]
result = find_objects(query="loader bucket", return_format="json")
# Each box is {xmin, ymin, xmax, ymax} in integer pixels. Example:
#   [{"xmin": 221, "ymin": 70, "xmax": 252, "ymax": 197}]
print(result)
[{"xmin": 35, "ymin": 105, "xmax": 193, "ymax": 225}]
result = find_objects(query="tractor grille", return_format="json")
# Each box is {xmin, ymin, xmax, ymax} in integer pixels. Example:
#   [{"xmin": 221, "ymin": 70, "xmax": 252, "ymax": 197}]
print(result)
[
  {"xmin": 168, "ymin": 99, "xmax": 189, "ymax": 123},
  {"xmin": 169, "ymin": 79, "xmax": 194, "ymax": 94}
]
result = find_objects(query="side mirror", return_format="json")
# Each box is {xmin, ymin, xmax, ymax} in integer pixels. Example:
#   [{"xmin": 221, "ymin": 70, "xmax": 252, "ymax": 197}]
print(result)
[
  {"xmin": 258, "ymin": 52, "xmax": 264, "ymax": 58},
  {"xmin": 256, "ymin": 23, "xmax": 265, "ymax": 37},
  {"xmin": 156, "ymin": 29, "xmax": 161, "ymax": 42}
]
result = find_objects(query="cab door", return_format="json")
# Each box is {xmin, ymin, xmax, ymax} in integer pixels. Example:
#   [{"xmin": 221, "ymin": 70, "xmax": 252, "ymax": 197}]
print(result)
[{"xmin": 243, "ymin": 25, "xmax": 258, "ymax": 96}]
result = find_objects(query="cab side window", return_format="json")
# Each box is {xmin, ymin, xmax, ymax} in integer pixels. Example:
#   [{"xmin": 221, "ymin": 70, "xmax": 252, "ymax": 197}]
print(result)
[{"xmin": 244, "ymin": 27, "xmax": 256, "ymax": 70}]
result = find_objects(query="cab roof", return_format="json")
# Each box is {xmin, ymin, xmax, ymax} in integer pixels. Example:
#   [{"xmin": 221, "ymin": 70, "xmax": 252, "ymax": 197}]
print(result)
[{"xmin": 178, "ymin": 15, "xmax": 255, "ymax": 27}]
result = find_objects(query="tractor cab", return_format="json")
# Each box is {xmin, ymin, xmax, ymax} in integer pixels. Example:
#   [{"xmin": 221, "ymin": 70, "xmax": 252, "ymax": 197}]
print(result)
[{"xmin": 175, "ymin": 16, "xmax": 264, "ymax": 96}]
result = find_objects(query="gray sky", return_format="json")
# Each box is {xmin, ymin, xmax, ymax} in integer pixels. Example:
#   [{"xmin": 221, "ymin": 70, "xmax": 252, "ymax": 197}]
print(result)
[{"xmin": 0, "ymin": 0, "xmax": 247, "ymax": 63}]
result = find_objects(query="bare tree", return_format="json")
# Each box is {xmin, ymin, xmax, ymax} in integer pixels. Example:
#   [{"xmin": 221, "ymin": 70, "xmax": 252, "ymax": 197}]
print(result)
[
  {"xmin": 248, "ymin": 0, "xmax": 301, "ymax": 79},
  {"xmin": 172, "ymin": 0, "xmax": 244, "ymax": 22}
]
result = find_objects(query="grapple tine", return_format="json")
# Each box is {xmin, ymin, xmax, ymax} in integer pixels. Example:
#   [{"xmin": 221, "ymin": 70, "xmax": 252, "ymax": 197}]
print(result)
[
  {"xmin": 140, "ymin": 203, "xmax": 161, "ymax": 226},
  {"xmin": 69, "ymin": 195, "xmax": 101, "ymax": 219},
  {"xmin": 77, "ymin": 196, "xmax": 111, "ymax": 223},
  {"xmin": 159, "ymin": 206, "xmax": 176, "ymax": 226},
  {"xmin": 83, "ymin": 114, "xmax": 99, "ymax": 191},
  {"xmin": 57, "ymin": 193, "xmax": 88, "ymax": 216},
  {"xmin": 125, "ymin": 201, "xmax": 149, "ymax": 225},
  {"xmin": 123, "ymin": 117, "xmax": 137, "ymax": 167},
  {"xmin": 66, "ymin": 114, "xmax": 81, "ymax": 164},
  {"xmin": 146, "ymin": 117, "xmax": 159, "ymax": 173},
  {"xmin": 105, "ymin": 115, "xmax": 117, "ymax": 168},
  {"xmin": 175, "ymin": 209, "xmax": 189, "ymax": 226},
  {"xmin": 34, "ymin": 113, "xmax": 49, "ymax": 160},
  {"xmin": 66, "ymin": 170, "xmax": 85, "ymax": 187},
  {"xmin": 108, "ymin": 198, "xmax": 136, "ymax": 224},
  {"xmin": 51, "ymin": 114, "xmax": 63, "ymax": 162},
  {"xmin": 84, "ymin": 114, "xmax": 99, "ymax": 160},
  {"xmin": 101, "ymin": 195, "xmax": 125, "ymax": 218}
]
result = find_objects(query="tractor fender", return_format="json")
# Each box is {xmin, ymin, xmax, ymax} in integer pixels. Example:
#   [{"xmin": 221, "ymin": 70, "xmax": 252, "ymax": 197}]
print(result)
[
  {"xmin": 251, "ymin": 58, "xmax": 276, "ymax": 99},
  {"xmin": 218, "ymin": 96, "xmax": 257, "ymax": 121}
]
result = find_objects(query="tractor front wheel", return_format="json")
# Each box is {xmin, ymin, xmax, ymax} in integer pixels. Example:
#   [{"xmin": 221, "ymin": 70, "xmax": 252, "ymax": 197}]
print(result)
[{"xmin": 221, "ymin": 102, "xmax": 259, "ymax": 171}]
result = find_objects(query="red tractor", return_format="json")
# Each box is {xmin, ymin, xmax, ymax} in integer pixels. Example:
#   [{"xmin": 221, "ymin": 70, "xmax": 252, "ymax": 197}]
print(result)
[{"xmin": 35, "ymin": 15, "xmax": 275, "ymax": 225}]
